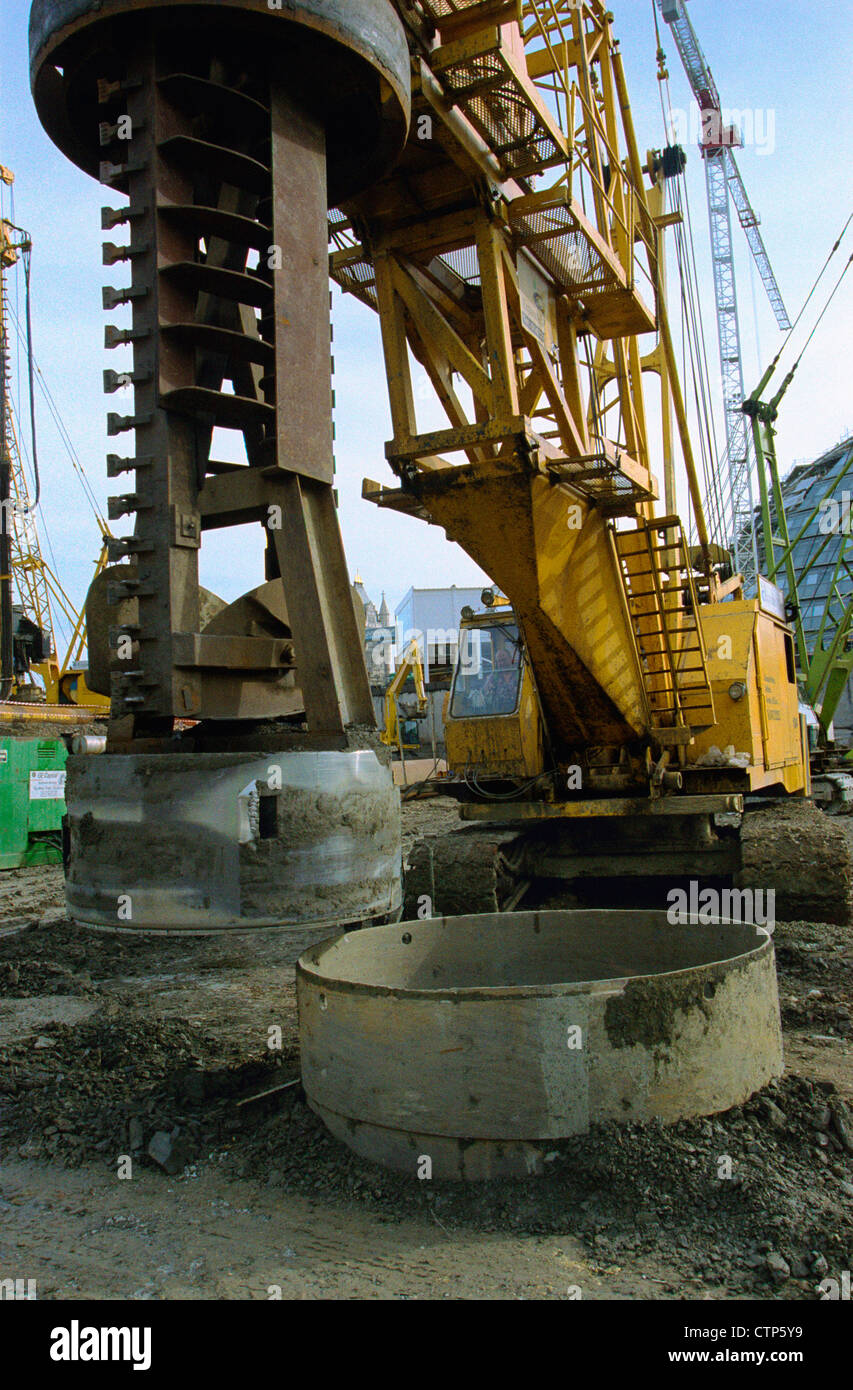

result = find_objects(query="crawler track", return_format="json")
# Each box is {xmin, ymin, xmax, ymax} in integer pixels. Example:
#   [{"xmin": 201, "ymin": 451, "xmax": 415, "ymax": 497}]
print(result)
[
  {"xmin": 403, "ymin": 829, "xmax": 525, "ymax": 918},
  {"xmin": 403, "ymin": 798, "xmax": 853, "ymax": 925}
]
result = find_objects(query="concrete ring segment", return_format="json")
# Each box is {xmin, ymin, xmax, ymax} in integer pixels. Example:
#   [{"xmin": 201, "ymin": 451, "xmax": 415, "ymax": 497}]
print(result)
[
  {"xmin": 63, "ymin": 747, "xmax": 402, "ymax": 933},
  {"xmin": 29, "ymin": 0, "xmax": 411, "ymax": 202},
  {"xmin": 297, "ymin": 909, "xmax": 784, "ymax": 1179}
]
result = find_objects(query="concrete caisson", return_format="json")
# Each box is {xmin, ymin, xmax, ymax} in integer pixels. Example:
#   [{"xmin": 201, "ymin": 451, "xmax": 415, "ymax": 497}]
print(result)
[
  {"xmin": 297, "ymin": 909, "xmax": 783, "ymax": 1179},
  {"xmin": 65, "ymin": 748, "xmax": 402, "ymax": 932}
]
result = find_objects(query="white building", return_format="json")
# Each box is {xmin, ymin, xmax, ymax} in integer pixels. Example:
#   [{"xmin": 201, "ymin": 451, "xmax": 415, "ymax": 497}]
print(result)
[
  {"xmin": 394, "ymin": 585, "xmax": 484, "ymax": 681},
  {"xmin": 354, "ymin": 582, "xmax": 495, "ymax": 754}
]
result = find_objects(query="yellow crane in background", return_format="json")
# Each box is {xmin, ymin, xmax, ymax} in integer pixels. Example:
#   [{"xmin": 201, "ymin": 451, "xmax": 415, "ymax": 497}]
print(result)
[
  {"xmin": 380, "ymin": 637, "xmax": 428, "ymax": 755},
  {"xmin": 0, "ymin": 161, "xmax": 108, "ymax": 714}
]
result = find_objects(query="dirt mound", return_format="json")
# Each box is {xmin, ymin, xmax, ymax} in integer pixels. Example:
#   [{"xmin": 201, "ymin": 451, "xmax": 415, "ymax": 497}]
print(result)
[
  {"xmin": 1, "ymin": 815, "xmax": 851, "ymax": 1300},
  {"xmin": 2, "ymin": 991, "xmax": 849, "ymax": 1298},
  {"xmin": 741, "ymin": 800, "xmax": 853, "ymax": 923},
  {"xmin": 0, "ymin": 1009, "xmax": 290, "ymax": 1169},
  {"xmin": 220, "ymin": 1070, "xmax": 850, "ymax": 1295}
]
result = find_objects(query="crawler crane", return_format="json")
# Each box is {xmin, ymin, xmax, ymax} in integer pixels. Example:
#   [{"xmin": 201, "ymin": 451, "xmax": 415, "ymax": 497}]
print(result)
[{"xmin": 339, "ymin": 1, "xmax": 850, "ymax": 923}]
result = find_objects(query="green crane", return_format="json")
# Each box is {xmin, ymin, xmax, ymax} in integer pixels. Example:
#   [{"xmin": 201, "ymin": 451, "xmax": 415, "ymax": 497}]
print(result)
[{"xmin": 742, "ymin": 223, "xmax": 853, "ymax": 738}]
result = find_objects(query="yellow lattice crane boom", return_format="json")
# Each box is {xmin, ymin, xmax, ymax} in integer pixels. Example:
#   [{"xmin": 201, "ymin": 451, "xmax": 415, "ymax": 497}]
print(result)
[
  {"xmin": 0, "ymin": 162, "xmax": 51, "ymax": 697},
  {"xmin": 1, "ymin": 161, "xmax": 108, "ymax": 709}
]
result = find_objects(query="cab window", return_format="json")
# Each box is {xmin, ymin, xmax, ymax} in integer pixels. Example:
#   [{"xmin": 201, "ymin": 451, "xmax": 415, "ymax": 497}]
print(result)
[{"xmin": 450, "ymin": 624, "xmax": 523, "ymax": 717}]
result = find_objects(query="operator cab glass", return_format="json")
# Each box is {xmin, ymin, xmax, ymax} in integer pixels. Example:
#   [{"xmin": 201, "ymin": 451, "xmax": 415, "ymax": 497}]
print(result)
[{"xmin": 450, "ymin": 623, "xmax": 523, "ymax": 718}]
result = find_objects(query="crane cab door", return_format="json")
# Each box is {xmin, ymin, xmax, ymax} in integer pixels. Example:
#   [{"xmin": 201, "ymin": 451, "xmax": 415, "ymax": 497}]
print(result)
[{"xmin": 690, "ymin": 600, "xmax": 807, "ymax": 794}]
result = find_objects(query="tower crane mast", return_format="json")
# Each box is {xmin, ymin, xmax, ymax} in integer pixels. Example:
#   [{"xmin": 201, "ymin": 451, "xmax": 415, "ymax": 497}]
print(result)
[
  {"xmin": 0, "ymin": 163, "xmax": 55, "ymax": 696},
  {"xmin": 1, "ymin": 163, "xmax": 112, "ymax": 709},
  {"xmin": 658, "ymin": 0, "xmax": 790, "ymax": 594}
]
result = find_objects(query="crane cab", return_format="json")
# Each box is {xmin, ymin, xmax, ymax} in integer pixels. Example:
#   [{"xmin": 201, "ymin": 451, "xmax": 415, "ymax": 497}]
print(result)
[{"xmin": 444, "ymin": 610, "xmax": 544, "ymax": 785}]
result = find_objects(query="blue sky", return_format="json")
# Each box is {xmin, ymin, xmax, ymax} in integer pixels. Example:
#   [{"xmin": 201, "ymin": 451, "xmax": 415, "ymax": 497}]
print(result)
[{"xmin": 1, "ymin": 0, "xmax": 851, "ymax": 649}]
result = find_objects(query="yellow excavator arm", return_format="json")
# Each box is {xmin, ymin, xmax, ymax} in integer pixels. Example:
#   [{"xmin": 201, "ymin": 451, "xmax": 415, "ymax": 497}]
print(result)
[{"xmin": 380, "ymin": 638, "xmax": 428, "ymax": 752}]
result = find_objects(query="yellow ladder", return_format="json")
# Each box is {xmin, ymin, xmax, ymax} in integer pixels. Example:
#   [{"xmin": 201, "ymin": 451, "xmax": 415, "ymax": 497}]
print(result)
[{"xmin": 613, "ymin": 517, "xmax": 716, "ymax": 739}]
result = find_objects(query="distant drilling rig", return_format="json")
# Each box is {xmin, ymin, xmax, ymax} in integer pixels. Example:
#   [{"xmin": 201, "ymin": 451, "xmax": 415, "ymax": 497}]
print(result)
[{"xmin": 29, "ymin": 0, "xmax": 411, "ymax": 930}]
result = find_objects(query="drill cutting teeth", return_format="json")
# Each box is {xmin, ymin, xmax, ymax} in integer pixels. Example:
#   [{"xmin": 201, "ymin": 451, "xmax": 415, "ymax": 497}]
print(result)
[
  {"xmin": 106, "ymin": 537, "xmax": 152, "ymax": 562},
  {"xmin": 97, "ymin": 75, "xmax": 142, "ymax": 105},
  {"xmin": 102, "ymin": 285, "xmax": 147, "ymax": 310},
  {"xmin": 99, "ymin": 158, "xmax": 145, "ymax": 185},
  {"xmin": 104, "ymin": 368, "xmax": 151, "ymax": 394},
  {"xmin": 101, "ymin": 205, "xmax": 147, "ymax": 230},
  {"xmin": 102, "ymin": 241, "xmax": 148, "ymax": 266},
  {"xmin": 104, "ymin": 325, "xmax": 149, "ymax": 349},
  {"xmin": 106, "ymin": 453, "xmax": 151, "ymax": 477},
  {"xmin": 107, "ymin": 494, "xmax": 142, "ymax": 520},
  {"xmin": 107, "ymin": 411, "xmax": 151, "ymax": 436}
]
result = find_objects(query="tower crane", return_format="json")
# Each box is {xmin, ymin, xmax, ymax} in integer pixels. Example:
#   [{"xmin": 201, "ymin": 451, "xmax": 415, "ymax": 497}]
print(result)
[
  {"xmin": 0, "ymin": 163, "xmax": 53, "ymax": 698},
  {"xmin": 1, "ymin": 162, "xmax": 110, "ymax": 710},
  {"xmin": 657, "ymin": 0, "xmax": 790, "ymax": 594}
]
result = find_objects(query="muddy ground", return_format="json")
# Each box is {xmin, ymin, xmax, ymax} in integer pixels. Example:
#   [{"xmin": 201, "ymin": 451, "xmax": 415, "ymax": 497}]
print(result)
[{"xmin": 0, "ymin": 797, "xmax": 851, "ymax": 1300}]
